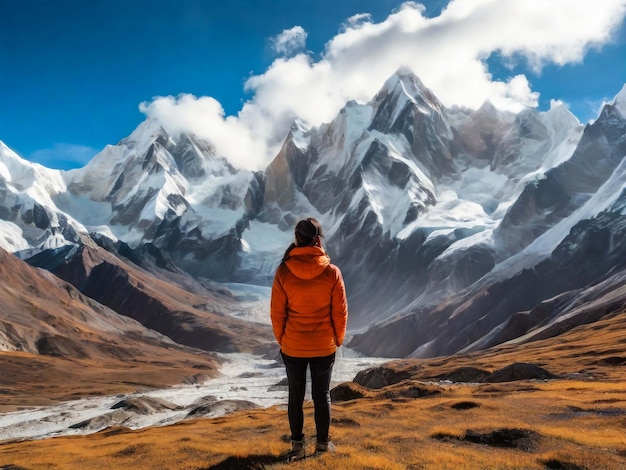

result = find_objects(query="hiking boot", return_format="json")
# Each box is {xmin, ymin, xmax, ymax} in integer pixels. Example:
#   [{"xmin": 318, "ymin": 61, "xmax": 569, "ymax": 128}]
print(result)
[
  {"xmin": 288, "ymin": 439, "xmax": 305, "ymax": 462},
  {"xmin": 315, "ymin": 439, "xmax": 336, "ymax": 453}
]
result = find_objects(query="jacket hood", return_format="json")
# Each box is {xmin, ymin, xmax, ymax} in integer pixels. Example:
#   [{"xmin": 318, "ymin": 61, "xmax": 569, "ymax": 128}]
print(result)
[{"xmin": 284, "ymin": 246, "xmax": 331, "ymax": 280}]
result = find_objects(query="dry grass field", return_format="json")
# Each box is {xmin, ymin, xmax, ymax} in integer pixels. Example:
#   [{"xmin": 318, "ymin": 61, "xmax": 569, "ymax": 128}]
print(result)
[{"xmin": 1, "ymin": 311, "xmax": 625, "ymax": 469}]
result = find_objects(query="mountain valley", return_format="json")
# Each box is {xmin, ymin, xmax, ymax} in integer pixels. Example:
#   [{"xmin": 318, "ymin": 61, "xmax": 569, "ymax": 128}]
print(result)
[{"xmin": 0, "ymin": 68, "xmax": 626, "ymax": 468}]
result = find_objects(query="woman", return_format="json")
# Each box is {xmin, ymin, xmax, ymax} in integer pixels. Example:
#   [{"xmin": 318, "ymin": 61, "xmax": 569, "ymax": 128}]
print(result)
[{"xmin": 270, "ymin": 218, "xmax": 349, "ymax": 461}]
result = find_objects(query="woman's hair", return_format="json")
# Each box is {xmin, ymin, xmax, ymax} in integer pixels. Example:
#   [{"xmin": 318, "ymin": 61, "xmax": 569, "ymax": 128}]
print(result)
[
  {"xmin": 295, "ymin": 218, "xmax": 323, "ymax": 246},
  {"xmin": 282, "ymin": 218, "xmax": 323, "ymax": 262}
]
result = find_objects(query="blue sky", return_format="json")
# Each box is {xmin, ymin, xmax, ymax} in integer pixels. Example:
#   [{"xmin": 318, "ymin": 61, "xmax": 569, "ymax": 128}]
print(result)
[{"xmin": 1, "ymin": 0, "xmax": 625, "ymax": 170}]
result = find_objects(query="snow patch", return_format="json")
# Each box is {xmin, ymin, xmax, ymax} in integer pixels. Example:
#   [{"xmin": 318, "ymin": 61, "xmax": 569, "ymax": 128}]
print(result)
[{"xmin": 0, "ymin": 221, "xmax": 30, "ymax": 252}]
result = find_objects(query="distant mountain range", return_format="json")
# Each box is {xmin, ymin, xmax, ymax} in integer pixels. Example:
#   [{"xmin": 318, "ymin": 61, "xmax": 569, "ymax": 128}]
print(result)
[{"xmin": 1, "ymin": 68, "xmax": 625, "ymax": 359}]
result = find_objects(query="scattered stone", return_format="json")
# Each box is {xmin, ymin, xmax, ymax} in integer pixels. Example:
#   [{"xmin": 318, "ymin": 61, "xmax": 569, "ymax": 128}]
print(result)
[
  {"xmin": 186, "ymin": 399, "xmax": 259, "ymax": 418},
  {"xmin": 433, "ymin": 363, "xmax": 556, "ymax": 384},
  {"xmin": 330, "ymin": 382, "xmax": 369, "ymax": 402},
  {"xmin": 383, "ymin": 384, "xmax": 442, "ymax": 399},
  {"xmin": 189, "ymin": 395, "xmax": 219, "ymax": 408},
  {"xmin": 267, "ymin": 378, "xmax": 288, "ymax": 392},
  {"xmin": 182, "ymin": 373, "xmax": 210, "ymax": 385},
  {"xmin": 238, "ymin": 371, "xmax": 264, "ymax": 378},
  {"xmin": 353, "ymin": 366, "xmax": 411, "ymax": 389},
  {"xmin": 434, "ymin": 367, "xmax": 491, "ymax": 383},
  {"xmin": 111, "ymin": 396, "xmax": 181, "ymax": 414},
  {"xmin": 69, "ymin": 410, "xmax": 131, "ymax": 430},
  {"xmin": 484, "ymin": 363, "xmax": 557, "ymax": 383}
]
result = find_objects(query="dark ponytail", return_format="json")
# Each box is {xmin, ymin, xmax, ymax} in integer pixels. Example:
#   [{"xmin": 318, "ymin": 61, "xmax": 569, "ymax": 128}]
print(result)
[{"xmin": 282, "ymin": 242, "xmax": 297, "ymax": 263}]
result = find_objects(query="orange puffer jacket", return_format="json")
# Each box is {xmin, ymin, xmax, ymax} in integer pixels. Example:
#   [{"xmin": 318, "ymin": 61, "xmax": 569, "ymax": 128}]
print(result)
[{"xmin": 271, "ymin": 245, "xmax": 348, "ymax": 358}]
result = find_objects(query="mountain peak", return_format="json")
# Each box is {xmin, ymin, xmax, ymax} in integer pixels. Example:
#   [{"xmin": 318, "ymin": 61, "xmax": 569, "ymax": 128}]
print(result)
[
  {"xmin": 370, "ymin": 67, "xmax": 442, "ymax": 125},
  {"xmin": 613, "ymin": 83, "xmax": 626, "ymax": 118},
  {"xmin": 477, "ymin": 100, "xmax": 498, "ymax": 114},
  {"xmin": 0, "ymin": 140, "xmax": 44, "ymax": 180},
  {"xmin": 0, "ymin": 140, "xmax": 23, "ymax": 161},
  {"xmin": 381, "ymin": 67, "xmax": 429, "ymax": 97},
  {"xmin": 544, "ymin": 100, "xmax": 580, "ymax": 128},
  {"xmin": 119, "ymin": 117, "xmax": 170, "ymax": 149}
]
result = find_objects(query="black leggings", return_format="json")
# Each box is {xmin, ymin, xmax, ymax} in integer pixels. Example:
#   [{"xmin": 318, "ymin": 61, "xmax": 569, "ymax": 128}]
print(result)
[{"xmin": 280, "ymin": 351, "xmax": 336, "ymax": 442}]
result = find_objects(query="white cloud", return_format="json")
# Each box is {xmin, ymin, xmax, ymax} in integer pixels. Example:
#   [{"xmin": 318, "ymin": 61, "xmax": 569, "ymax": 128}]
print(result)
[
  {"xmin": 271, "ymin": 26, "xmax": 307, "ymax": 56},
  {"xmin": 343, "ymin": 13, "xmax": 374, "ymax": 29},
  {"xmin": 139, "ymin": 95, "xmax": 273, "ymax": 170},
  {"xmin": 29, "ymin": 143, "xmax": 98, "ymax": 170},
  {"xmin": 140, "ymin": 0, "xmax": 626, "ymax": 171}
]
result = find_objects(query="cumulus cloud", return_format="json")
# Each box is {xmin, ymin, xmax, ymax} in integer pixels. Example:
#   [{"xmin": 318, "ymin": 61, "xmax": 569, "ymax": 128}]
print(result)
[
  {"xmin": 271, "ymin": 26, "xmax": 307, "ymax": 56},
  {"xmin": 140, "ymin": 0, "xmax": 626, "ymax": 171}
]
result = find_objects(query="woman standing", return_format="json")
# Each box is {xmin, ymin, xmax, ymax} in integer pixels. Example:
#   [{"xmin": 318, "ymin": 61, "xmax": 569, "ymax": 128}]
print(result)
[{"xmin": 270, "ymin": 218, "xmax": 349, "ymax": 461}]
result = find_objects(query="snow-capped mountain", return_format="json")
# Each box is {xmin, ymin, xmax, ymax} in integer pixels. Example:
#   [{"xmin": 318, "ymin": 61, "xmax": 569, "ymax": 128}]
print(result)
[
  {"xmin": 0, "ymin": 142, "xmax": 90, "ymax": 255},
  {"xmin": 254, "ymin": 69, "xmax": 586, "ymax": 328},
  {"xmin": 61, "ymin": 118, "xmax": 257, "ymax": 279},
  {"xmin": 1, "ymin": 68, "xmax": 625, "ymax": 358}
]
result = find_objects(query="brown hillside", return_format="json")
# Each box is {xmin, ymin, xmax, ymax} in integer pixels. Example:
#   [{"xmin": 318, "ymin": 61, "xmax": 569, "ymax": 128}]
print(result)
[
  {"xmin": 0, "ymin": 248, "xmax": 220, "ymax": 411},
  {"xmin": 31, "ymin": 244, "xmax": 274, "ymax": 353}
]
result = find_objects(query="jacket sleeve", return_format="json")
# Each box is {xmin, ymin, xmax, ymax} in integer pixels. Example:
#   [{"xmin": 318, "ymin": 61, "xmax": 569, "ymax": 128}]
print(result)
[
  {"xmin": 330, "ymin": 266, "xmax": 348, "ymax": 347},
  {"xmin": 270, "ymin": 267, "xmax": 288, "ymax": 346}
]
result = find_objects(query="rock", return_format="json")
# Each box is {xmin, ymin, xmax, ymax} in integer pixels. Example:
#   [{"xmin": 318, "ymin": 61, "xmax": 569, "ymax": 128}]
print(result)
[
  {"xmin": 69, "ymin": 410, "xmax": 131, "ymax": 430},
  {"xmin": 111, "ymin": 396, "xmax": 181, "ymax": 414},
  {"xmin": 484, "ymin": 363, "xmax": 556, "ymax": 383},
  {"xmin": 186, "ymin": 399, "xmax": 259, "ymax": 418},
  {"xmin": 353, "ymin": 366, "xmax": 411, "ymax": 389},
  {"xmin": 182, "ymin": 373, "xmax": 210, "ymax": 385},
  {"xmin": 330, "ymin": 382, "xmax": 370, "ymax": 402},
  {"xmin": 434, "ymin": 367, "xmax": 491, "ymax": 383},
  {"xmin": 267, "ymin": 378, "xmax": 288, "ymax": 392}
]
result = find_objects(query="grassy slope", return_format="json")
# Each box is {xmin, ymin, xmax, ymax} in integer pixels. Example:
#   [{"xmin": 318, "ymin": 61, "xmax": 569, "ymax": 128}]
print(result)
[{"xmin": 1, "ymin": 312, "xmax": 625, "ymax": 469}]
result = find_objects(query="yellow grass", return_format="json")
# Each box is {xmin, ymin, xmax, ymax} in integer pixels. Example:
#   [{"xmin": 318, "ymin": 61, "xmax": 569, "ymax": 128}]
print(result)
[
  {"xmin": 1, "ymin": 312, "xmax": 626, "ymax": 469},
  {"xmin": 3, "ymin": 379, "xmax": 625, "ymax": 470}
]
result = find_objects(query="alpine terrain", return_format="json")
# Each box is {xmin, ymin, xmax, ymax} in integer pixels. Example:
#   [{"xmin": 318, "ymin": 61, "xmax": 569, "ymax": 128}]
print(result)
[{"xmin": 1, "ymin": 68, "xmax": 626, "ymax": 362}]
